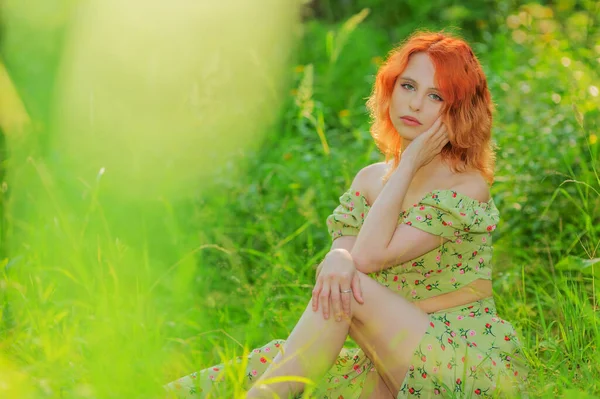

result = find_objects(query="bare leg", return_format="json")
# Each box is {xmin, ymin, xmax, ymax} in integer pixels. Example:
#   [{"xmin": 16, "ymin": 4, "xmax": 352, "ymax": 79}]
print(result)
[
  {"xmin": 247, "ymin": 269, "xmax": 429, "ymax": 398},
  {"xmin": 351, "ymin": 320, "xmax": 395, "ymax": 399},
  {"xmin": 342, "ymin": 274, "xmax": 429, "ymax": 394},
  {"xmin": 246, "ymin": 300, "xmax": 352, "ymax": 398},
  {"xmin": 360, "ymin": 370, "xmax": 395, "ymax": 399}
]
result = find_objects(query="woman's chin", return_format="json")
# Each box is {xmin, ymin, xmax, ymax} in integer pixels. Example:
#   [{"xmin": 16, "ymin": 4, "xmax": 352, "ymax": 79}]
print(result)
[
  {"xmin": 394, "ymin": 125, "xmax": 422, "ymax": 140},
  {"xmin": 396, "ymin": 131, "xmax": 420, "ymax": 141}
]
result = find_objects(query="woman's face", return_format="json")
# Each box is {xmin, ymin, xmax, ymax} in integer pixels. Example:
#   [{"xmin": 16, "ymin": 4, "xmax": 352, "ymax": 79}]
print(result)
[{"xmin": 389, "ymin": 52, "xmax": 444, "ymax": 141}]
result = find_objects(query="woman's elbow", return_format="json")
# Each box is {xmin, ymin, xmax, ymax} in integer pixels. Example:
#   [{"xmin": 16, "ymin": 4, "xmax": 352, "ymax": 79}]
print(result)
[{"xmin": 351, "ymin": 253, "xmax": 381, "ymax": 274}]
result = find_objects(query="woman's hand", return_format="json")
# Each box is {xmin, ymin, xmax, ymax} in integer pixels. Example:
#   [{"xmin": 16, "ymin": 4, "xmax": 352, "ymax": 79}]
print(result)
[
  {"xmin": 400, "ymin": 116, "xmax": 449, "ymax": 170},
  {"xmin": 311, "ymin": 249, "xmax": 364, "ymax": 321}
]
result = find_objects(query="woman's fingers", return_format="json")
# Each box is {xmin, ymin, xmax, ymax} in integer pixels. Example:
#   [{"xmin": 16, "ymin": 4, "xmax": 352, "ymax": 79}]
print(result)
[
  {"xmin": 431, "ymin": 120, "xmax": 446, "ymax": 140},
  {"xmin": 312, "ymin": 278, "xmax": 323, "ymax": 311},
  {"xmin": 428, "ymin": 122, "xmax": 448, "ymax": 150},
  {"xmin": 320, "ymin": 281, "xmax": 331, "ymax": 319},
  {"xmin": 427, "ymin": 116, "xmax": 443, "ymax": 136},
  {"xmin": 437, "ymin": 123, "xmax": 447, "ymax": 137},
  {"xmin": 340, "ymin": 284, "xmax": 352, "ymax": 318},
  {"xmin": 351, "ymin": 273, "xmax": 364, "ymax": 304},
  {"xmin": 330, "ymin": 280, "xmax": 343, "ymax": 321},
  {"xmin": 435, "ymin": 128, "xmax": 448, "ymax": 148},
  {"xmin": 311, "ymin": 251, "xmax": 361, "ymax": 321}
]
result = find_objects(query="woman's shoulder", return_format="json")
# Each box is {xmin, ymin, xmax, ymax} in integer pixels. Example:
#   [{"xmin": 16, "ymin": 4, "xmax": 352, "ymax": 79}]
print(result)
[
  {"xmin": 350, "ymin": 161, "xmax": 391, "ymax": 203},
  {"xmin": 353, "ymin": 161, "xmax": 390, "ymax": 181},
  {"xmin": 447, "ymin": 170, "xmax": 491, "ymax": 204},
  {"xmin": 348, "ymin": 161, "xmax": 492, "ymax": 207}
]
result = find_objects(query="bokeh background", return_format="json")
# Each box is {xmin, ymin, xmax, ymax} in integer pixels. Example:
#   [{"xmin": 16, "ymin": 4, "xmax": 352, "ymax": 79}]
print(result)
[{"xmin": 0, "ymin": 0, "xmax": 599, "ymax": 398}]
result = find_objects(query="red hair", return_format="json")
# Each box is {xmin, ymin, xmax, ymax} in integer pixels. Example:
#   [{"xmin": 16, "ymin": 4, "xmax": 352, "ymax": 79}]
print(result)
[{"xmin": 366, "ymin": 30, "xmax": 496, "ymax": 183}]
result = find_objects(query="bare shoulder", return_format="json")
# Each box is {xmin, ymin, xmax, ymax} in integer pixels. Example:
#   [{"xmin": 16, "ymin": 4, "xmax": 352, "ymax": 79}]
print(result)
[
  {"xmin": 452, "ymin": 171, "xmax": 491, "ymax": 203},
  {"xmin": 350, "ymin": 161, "xmax": 390, "ymax": 202}
]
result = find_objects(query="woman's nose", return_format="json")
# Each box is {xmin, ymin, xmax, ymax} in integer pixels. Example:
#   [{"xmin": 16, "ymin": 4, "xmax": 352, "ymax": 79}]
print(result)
[{"xmin": 409, "ymin": 94, "xmax": 423, "ymax": 112}]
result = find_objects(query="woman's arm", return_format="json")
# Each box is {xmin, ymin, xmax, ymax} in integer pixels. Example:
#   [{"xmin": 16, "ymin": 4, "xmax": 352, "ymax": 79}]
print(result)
[
  {"xmin": 320, "ymin": 161, "xmax": 445, "ymax": 276},
  {"xmin": 350, "ymin": 162, "xmax": 423, "ymax": 273},
  {"xmin": 315, "ymin": 236, "xmax": 355, "ymax": 279},
  {"xmin": 413, "ymin": 279, "xmax": 492, "ymax": 313},
  {"xmin": 349, "ymin": 167, "xmax": 489, "ymax": 273},
  {"xmin": 351, "ymin": 119, "xmax": 451, "ymax": 273},
  {"xmin": 319, "ymin": 235, "xmax": 492, "ymax": 314},
  {"xmin": 324, "ymin": 234, "xmax": 492, "ymax": 313}
]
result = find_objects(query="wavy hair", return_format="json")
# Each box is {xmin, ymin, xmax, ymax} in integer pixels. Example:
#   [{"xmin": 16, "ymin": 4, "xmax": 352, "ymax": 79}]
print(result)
[{"xmin": 366, "ymin": 30, "xmax": 496, "ymax": 183}]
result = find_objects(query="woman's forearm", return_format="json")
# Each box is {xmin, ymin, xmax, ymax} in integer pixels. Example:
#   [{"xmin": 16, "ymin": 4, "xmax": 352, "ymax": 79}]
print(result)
[
  {"xmin": 413, "ymin": 280, "xmax": 493, "ymax": 313},
  {"xmin": 351, "ymin": 163, "xmax": 415, "ymax": 265},
  {"xmin": 316, "ymin": 237, "xmax": 356, "ymax": 279},
  {"xmin": 318, "ymin": 241, "xmax": 492, "ymax": 313}
]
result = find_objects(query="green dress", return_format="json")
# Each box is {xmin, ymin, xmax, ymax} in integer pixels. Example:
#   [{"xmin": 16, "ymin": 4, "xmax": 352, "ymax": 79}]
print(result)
[{"xmin": 165, "ymin": 188, "xmax": 529, "ymax": 398}]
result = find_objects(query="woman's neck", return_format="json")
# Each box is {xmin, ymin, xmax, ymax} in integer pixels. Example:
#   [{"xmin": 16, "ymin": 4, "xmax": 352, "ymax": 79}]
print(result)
[
  {"xmin": 400, "ymin": 137, "xmax": 448, "ymax": 188},
  {"xmin": 412, "ymin": 155, "xmax": 447, "ymax": 187}
]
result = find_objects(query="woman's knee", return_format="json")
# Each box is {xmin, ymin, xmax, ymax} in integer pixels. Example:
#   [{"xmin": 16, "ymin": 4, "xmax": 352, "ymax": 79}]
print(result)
[{"xmin": 352, "ymin": 272, "xmax": 427, "ymax": 324}]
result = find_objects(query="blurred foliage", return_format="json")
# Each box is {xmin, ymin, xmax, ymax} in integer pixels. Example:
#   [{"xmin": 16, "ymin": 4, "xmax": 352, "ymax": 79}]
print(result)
[
  {"xmin": 306, "ymin": 0, "xmax": 599, "ymax": 46},
  {"xmin": 481, "ymin": 2, "xmax": 599, "ymax": 262}
]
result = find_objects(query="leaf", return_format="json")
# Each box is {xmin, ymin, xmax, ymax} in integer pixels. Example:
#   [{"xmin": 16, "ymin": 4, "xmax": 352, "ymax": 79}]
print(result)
[
  {"xmin": 555, "ymin": 255, "xmax": 600, "ymax": 274},
  {"xmin": 329, "ymin": 8, "xmax": 370, "ymax": 64},
  {"xmin": 295, "ymin": 64, "xmax": 314, "ymax": 121},
  {"xmin": 572, "ymin": 103, "xmax": 584, "ymax": 128},
  {"xmin": 254, "ymin": 375, "xmax": 315, "ymax": 387}
]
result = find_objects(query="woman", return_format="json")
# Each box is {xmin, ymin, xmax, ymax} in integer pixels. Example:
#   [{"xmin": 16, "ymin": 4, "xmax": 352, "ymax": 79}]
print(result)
[{"xmin": 165, "ymin": 31, "xmax": 528, "ymax": 398}]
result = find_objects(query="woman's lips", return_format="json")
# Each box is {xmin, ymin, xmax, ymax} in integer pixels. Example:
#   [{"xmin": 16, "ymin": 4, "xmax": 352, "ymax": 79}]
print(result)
[{"xmin": 400, "ymin": 116, "xmax": 421, "ymax": 126}]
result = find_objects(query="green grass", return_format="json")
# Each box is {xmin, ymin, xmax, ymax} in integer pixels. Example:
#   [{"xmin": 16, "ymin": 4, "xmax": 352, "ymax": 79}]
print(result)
[{"xmin": 1, "ymin": 2, "xmax": 600, "ymax": 398}]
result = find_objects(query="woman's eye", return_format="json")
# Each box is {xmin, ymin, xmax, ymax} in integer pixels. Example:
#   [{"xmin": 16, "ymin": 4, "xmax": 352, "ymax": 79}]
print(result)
[
  {"xmin": 401, "ymin": 83, "xmax": 415, "ymax": 91},
  {"xmin": 429, "ymin": 93, "xmax": 443, "ymax": 102}
]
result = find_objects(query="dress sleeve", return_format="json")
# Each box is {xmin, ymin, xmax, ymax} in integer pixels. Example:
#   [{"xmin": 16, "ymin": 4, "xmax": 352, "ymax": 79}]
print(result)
[
  {"xmin": 401, "ymin": 191, "xmax": 498, "ymax": 242},
  {"xmin": 326, "ymin": 189, "xmax": 369, "ymax": 241}
]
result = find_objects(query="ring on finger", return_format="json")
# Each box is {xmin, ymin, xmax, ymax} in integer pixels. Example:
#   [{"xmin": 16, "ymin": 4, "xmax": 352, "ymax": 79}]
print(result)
[{"xmin": 340, "ymin": 289, "xmax": 352, "ymax": 293}]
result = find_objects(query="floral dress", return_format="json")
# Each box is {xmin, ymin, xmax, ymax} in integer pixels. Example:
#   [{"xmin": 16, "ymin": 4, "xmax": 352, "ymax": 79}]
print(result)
[{"xmin": 164, "ymin": 188, "xmax": 529, "ymax": 398}]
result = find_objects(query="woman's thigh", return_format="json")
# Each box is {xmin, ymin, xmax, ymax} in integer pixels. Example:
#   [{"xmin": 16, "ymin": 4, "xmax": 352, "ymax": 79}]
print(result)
[
  {"xmin": 350, "ymin": 321, "xmax": 395, "ymax": 399},
  {"xmin": 358, "ymin": 368, "xmax": 396, "ymax": 399},
  {"xmin": 349, "ymin": 273, "xmax": 430, "ymax": 395}
]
